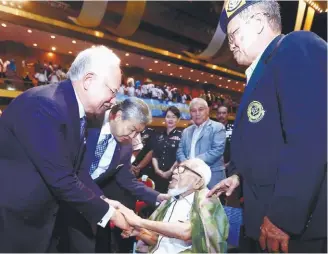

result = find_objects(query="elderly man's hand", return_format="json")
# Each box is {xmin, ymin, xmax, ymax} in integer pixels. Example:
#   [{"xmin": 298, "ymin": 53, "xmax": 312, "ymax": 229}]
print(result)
[
  {"xmin": 259, "ymin": 216, "xmax": 290, "ymax": 253},
  {"xmin": 110, "ymin": 210, "xmax": 131, "ymax": 231},
  {"xmin": 119, "ymin": 206, "xmax": 143, "ymax": 227},
  {"xmin": 157, "ymin": 193, "xmax": 171, "ymax": 202},
  {"xmin": 206, "ymin": 174, "xmax": 240, "ymax": 198}
]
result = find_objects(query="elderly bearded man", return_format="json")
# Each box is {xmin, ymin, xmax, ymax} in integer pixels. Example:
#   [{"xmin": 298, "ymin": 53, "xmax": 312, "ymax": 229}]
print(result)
[{"xmin": 120, "ymin": 158, "xmax": 229, "ymax": 253}]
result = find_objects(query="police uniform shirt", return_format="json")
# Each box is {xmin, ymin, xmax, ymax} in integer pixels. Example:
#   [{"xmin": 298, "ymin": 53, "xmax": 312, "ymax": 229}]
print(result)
[
  {"xmin": 152, "ymin": 128, "xmax": 182, "ymax": 171},
  {"xmin": 134, "ymin": 127, "xmax": 155, "ymax": 165},
  {"xmin": 224, "ymin": 121, "xmax": 234, "ymax": 164}
]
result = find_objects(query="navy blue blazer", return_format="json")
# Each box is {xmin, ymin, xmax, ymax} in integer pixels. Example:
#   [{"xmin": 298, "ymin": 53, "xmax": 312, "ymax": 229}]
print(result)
[
  {"xmin": 228, "ymin": 31, "xmax": 327, "ymax": 240},
  {"xmin": 80, "ymin": 128, "xmax": 159, "ymax": 206},
  {"xmin": 0, "ymin": 80, "xmax": 108, "ymax": 252}
]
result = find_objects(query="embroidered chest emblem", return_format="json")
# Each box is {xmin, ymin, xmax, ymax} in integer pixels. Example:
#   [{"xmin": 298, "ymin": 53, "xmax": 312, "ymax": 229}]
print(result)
[{"xmin": 247, "ymin": 101, "xmax": 266, "ymax": 123}]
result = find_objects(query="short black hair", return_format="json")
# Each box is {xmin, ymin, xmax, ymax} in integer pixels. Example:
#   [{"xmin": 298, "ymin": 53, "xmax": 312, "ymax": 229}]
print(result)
[{"xmin": 165, "ymin": 106, "xmax": 181, "ymax": 118}]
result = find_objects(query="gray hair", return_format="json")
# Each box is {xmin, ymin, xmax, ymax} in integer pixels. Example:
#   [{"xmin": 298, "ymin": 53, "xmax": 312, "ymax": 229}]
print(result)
[
  {"xmin": 127, "ymin": 77, "xmax": 135, "ymax": 87},
  {"xmin": 238, "ymin": 0, "xmax": 282, "ymax": 33},
  {"xmin": 190, "ymin": 98, "xmax": 208, "ymax": 109},
  {"xmin": 111, "ymin": 97, "xmax": 152, "ymax": 125},
  {"xmin": 67, "ymin": 45, "xmax": 120, "ymax": 82}
]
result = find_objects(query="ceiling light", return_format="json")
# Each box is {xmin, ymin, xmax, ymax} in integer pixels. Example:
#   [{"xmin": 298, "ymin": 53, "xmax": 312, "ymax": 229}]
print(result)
[
  {"xmin": 126, "ymin": 63, "xmax": 129, "ymax": 66},
  {"xmin": 160, "ymin": 70, "xmax": 163, "ymax": 73},
  {"xmin": 154, "ymin": 60, "xmax": 158, "ymax": 63},
  {"xmin": 226, "ymin": 86, "xmax": 228, "ymax": 88},
  {"xmin": 92, "ymin": 45, "xmax": 96, "ymax": 48},
  {"xmin": 68, "ymin": 51, "xmax": 72, "ymax": 54},
  {"xmin": 201, "ymin": 72, "xmax": 204, "ymax": 75},
  {"xmin": 95, "ymin": 31, "xmax": 101, "ymax": 37},
  {"xmin": 51, "ymin": 35, "xmax": 56, "ymax": 39},
  {"xmin": 228, "ymin": 80, "xmax": 231, "ymax": 82},
  {"xmin": 72, "ymin": 40, "xmax": 76, "ymax": 44},
  {"xmin": 125, "ymin": 53, "xmax": 129, "ymax": 56},
  {"xmin": 170, "ymin": 73, "xmax": 173, "ymax": 76},
  {"xmin": 196, "ymin": 79, "xmax": 199, "ymax": 82},
  {"xmin": 179, "ymin": 75, "xmax": 182, "ymax": 77},
  {"xmin": 33, "ymin": 43, "xmax": 37, "ymax": 47},
  {"xmin": 238, "ymin": 89, "xmax": 241, "ymax": 91},
  {"xmin": 167, "ymin": 64, "xmax": 171, "ymax": 66},
  {"xmin": 51, "ymin": 47, "xmax": 56, "ymax": 51},
  {"xmin": 188, "ymin": 77, "xmax": 191, "ymax": 80},
  {"xmin": 219, "ymin": 84, "xmax": 222, "ymax": 87},
  {"xmin": 48, "ymin": 52, "xmax": 54, "ymax": 57},
  {"xmin": 219, "ymin": 77, "xmax": 222, "ymax": 80},
  {"xmin": 236, "ymin": 81, "xmax": 239, "ymax": 84},
  {"xmin": 1, "ymin": 23, "xmax": 7, "ymax": 27},
  {"xmin": 190, "ymin": 69, "xmax": 194, "ymax": 72},
  {"xmin": 149, "ymin": 68, "xmax": 152, "ymax": 71},
  {"xmin": 179, "ymin": 67, "xmax": 183, "ymax": 70},
  {"xmin": 141, "ymin": 57, "xmax": 144, "ymax": 60},
  {"xmin": 243, "ymin": 83, "xmax": 246, "ymax": 86},
  {"xmin": 162, "ymin": 122, "xmax": 165, "ymax": 124},
  {"xmin": 27, "ymin": 29, "xmax": 32, "ymax": 33},
  {"xmin": 183, "ymin": 124, "xmax": 187, "ymax": 126},
  {"xmin": 2, "ymin": 1, "xmax": 7, "ymax": 5},
  {"xmin": 210, "ymin": 74, "xmax": 214, "ymax": 77},
  {"xmin": 204, "ymin": 81, "xmax": 207, "ymax": 83}
]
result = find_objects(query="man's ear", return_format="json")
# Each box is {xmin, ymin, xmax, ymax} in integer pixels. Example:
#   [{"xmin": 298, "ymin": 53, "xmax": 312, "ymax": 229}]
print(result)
[
  {"xmin": 253, "ymin": 13, "xmax": 265, "ymax": 34},
  {"xmin": 194, "ymin": 177, "xmax": 205, "ymax": 190},
  {"xmin": 83, "ymin": 72, "xmax": 94, "ymax": 91},
  {"xmin": 113, "ymin": 110, "xmax": 122, "ymax": 122}
]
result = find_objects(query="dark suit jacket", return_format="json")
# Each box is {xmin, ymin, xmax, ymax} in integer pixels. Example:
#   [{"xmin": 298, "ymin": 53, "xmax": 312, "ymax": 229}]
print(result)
[
  {"xmin": 0, "ymin": 80, "xmax": 108, "ymax": 252},
  {"xmin": 228, "ymin": 32, "xmax": 327, "ymax": 240},
  {"xmin": 59, "ymin": 127, "xmax": 159, "ymax": 251}
]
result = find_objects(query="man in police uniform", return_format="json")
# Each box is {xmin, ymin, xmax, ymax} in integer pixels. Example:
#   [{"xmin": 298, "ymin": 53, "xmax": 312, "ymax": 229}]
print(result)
[
  {"xmin": 208, "ymin": 0, "xmax": 327, "ymax": 253},
  {"xmin": 216, "ymin": 105, "xmax": 234, "ymax": 166}
]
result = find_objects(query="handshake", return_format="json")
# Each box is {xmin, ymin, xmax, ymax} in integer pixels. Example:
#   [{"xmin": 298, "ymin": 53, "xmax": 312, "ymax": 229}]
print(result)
[{"xmin": 103, "ymin": 195, "xmax": 169, "ymax": 238}]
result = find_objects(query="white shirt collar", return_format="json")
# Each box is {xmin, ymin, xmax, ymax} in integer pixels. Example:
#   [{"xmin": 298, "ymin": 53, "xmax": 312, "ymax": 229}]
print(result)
[
  {"xmin": 73, "ymin": 89, "xmax": 85, "ymax": 118},
  {"xmin": 101, "ymin": 110, "xmax": 112, "ymax": 135},
  {"xmin": 194, "ymin": 118, "xmax": 209, "ymax": 129},
  {"xmin": 245, "ymin": 52, "xmax": 263, "ymax": 83}
]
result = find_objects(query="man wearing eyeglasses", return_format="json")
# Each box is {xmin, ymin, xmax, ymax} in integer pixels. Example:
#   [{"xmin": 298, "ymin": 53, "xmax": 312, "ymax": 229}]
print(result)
[
  {"xmin": 208, "ymin": 0, "xmax": 327, "ymax": 253},
  {"xmin": 0, "ymin": 46, "xmax": 129, "ymax": 252},
  {"xmin": 118, "ymin": 158, "xmax": 229, "ymax": 253}
]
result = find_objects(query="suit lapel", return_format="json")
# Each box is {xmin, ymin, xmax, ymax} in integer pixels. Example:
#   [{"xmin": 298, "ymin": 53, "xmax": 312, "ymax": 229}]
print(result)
[
  {"xmin": 61, "ymin": 79, "xmax": 81, "ymax": 148},
  {"xmin": 187, "ymin": 126, "xmax": 196, "ymax": 157},
  {"xmin": 94, "ymin": 143, "xmax": 122, "ymax": 185},
  {"xmin": 197, "ymin": 120, "xmax": 211, "ymax": 142},
  {"xmin": 234, "ymin": 35, "xmax": 285, "ymax": 127}
]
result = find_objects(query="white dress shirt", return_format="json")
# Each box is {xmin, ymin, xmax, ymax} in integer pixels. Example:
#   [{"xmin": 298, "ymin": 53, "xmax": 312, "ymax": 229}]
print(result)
[
  {"xmin": 152, "ymin": 193, "xmax": 194, "ymax": 254},
  {"xmin": 245, "ymin": 52, "xmax": 263, "ymax": 83},
  {"xmin": 73, "ymin": 92, "xmax": 115, "ymax": 228},
  {"xmin": 189, "ymin": 120, "xmax": 208, "ymax": 159}
]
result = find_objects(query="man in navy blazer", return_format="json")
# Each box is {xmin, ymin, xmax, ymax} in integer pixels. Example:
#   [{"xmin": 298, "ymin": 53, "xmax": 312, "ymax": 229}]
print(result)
[
  {"xmin": 61, "ymin": 98, "xmax": 168, "ymax": 253},
  {"xmin": 208, "ymin": 1, "xmax": 327, "ymax": 253},
  {"xmin": 177, "ymin": 98, "xmax": 226, "ymax": 189},
  {"xmin": 0, "ymin": 46, "xmax": 129, "ymax": 252}
]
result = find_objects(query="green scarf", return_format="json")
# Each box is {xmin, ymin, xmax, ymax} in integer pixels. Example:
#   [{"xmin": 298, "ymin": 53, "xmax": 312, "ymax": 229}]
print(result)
[{"xmin": 139, "ymin": 188, "xmax": 229, "ymax": 253}]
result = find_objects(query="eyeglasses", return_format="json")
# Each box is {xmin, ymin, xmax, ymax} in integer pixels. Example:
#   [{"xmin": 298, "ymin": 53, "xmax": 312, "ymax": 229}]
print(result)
[
  {"xmin": 173, "ymin": 165, "xmax": 202, "ymax": 179},
  {"xmin": 227, "ymin": 12, "xmax": 270, "ymax": 45},
  {"xmin": 104, "ymin": 83, "xmax": 118, "ymax": 96}
]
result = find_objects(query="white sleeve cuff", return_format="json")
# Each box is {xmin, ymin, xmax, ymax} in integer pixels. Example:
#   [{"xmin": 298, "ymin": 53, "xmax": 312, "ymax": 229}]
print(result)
[{"xmin": 97, "ymin": 205, "xmax": 116, "ymax": 228}]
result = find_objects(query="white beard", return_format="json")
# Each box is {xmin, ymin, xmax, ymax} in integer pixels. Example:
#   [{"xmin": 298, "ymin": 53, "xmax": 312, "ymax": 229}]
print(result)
[{"xmin": 167, "ymin": 185, "xmax": 189, "ymax": 197}]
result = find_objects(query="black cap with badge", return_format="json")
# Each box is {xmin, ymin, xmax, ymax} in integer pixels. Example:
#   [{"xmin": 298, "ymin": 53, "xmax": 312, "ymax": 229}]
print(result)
[{"xmin": 220, "ymin": 0, "xmax": 261, "ymax": 33}]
